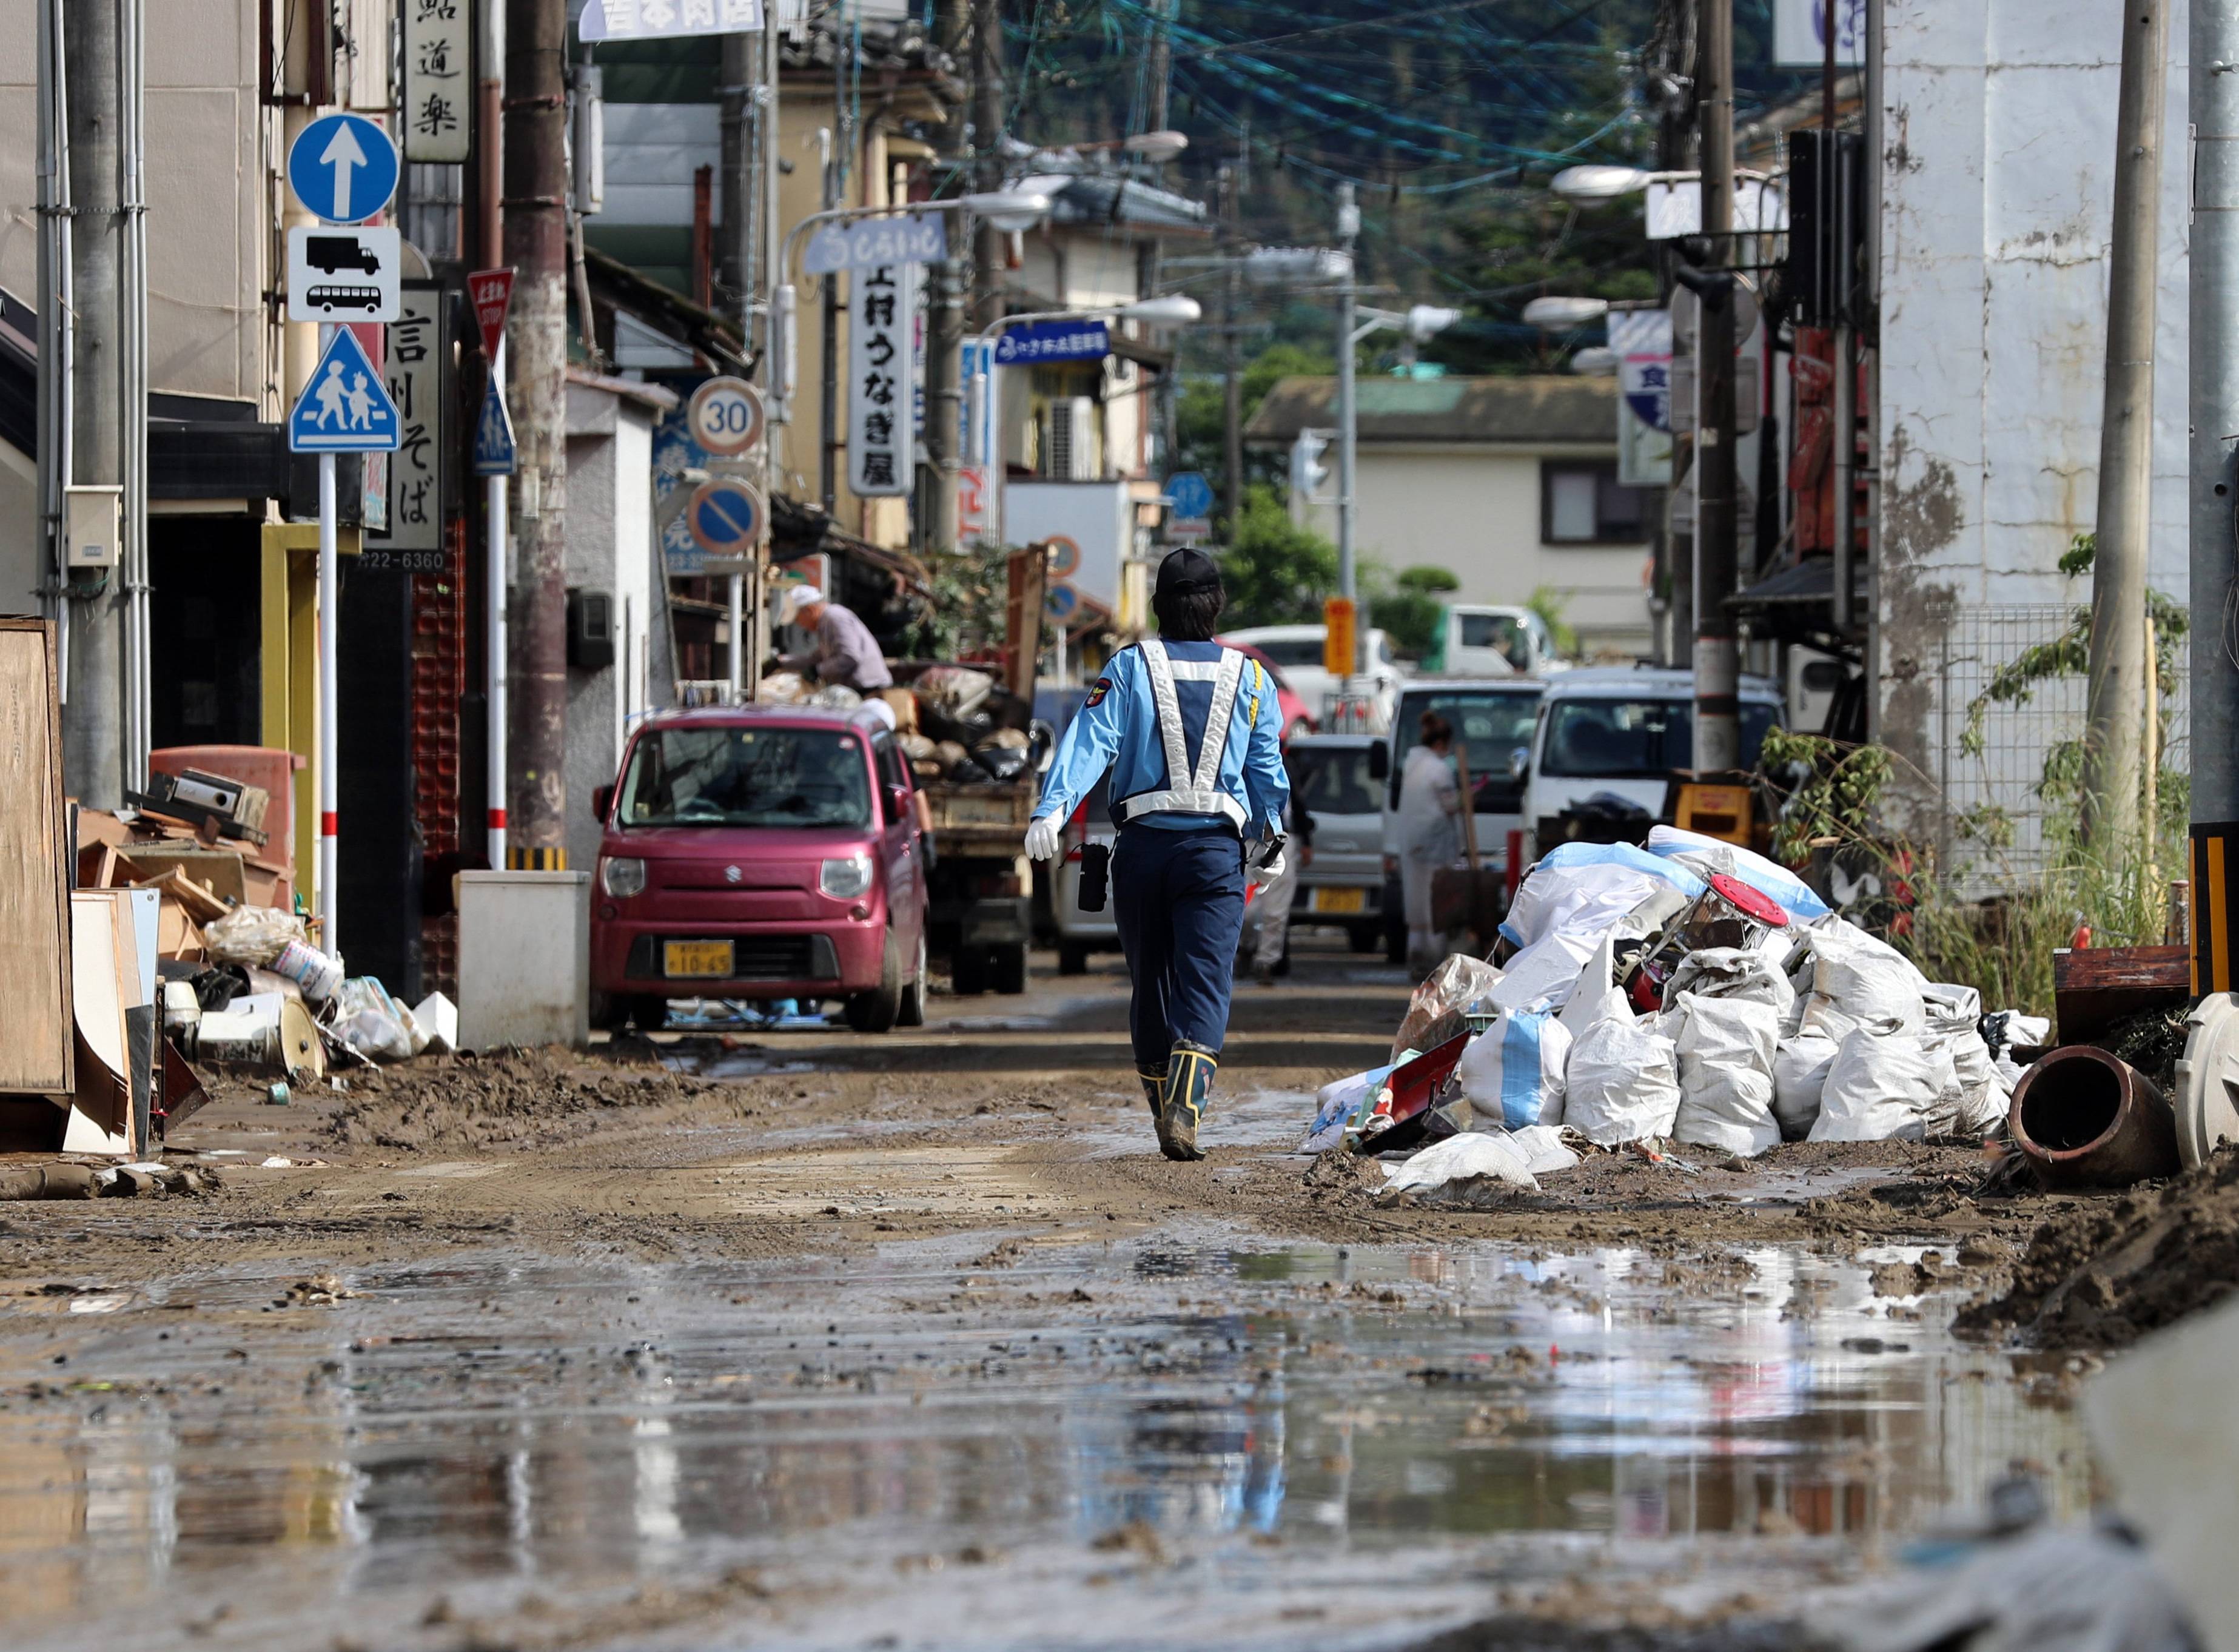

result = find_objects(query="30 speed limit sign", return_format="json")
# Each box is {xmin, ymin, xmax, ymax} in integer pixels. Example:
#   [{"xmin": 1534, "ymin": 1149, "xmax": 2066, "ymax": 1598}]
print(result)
[{"xmin": 687, "ymin": 376, "xmax": 765, "ymax": 456}]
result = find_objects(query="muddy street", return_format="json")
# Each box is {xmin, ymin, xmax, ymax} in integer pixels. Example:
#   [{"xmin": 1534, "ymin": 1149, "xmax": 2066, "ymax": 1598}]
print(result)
[{"xmin": 1, "ymin": 937, "xmax": 2104, "ymax": 1651}]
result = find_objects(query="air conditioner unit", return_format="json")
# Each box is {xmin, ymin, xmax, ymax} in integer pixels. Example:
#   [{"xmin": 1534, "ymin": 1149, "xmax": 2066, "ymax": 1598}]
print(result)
[{"xmin": 1045, "ymin": 396, "xmax": 1098, "ymax": 480}]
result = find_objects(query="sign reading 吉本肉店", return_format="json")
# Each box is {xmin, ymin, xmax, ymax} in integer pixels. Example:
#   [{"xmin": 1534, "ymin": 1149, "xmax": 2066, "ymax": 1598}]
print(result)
[
  {"xmin": 848, "ymin": 264, "xmax": 916, "ymax": 499},
  {"xmin": 403, "ymin": 0, "xmax": 471, "ymax": 164}
]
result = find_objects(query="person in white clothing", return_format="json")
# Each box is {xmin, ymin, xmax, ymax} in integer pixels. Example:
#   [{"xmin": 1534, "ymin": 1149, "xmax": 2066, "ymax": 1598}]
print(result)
[
  {"xmin": 1396, "ymin": 710, "xmax": 1462, "ymax": 972},
  {"xmin": 1243, "ymin": 796, "xmax": 1312, "ymax": 984}
]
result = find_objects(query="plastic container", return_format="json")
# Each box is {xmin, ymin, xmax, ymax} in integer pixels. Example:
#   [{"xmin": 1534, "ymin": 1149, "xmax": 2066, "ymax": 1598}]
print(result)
[
  {"xmin": 195, "ymin": 993, "xmax": 285, "ymax": 1065},
  {"xmin": 269, "ymin": 938, "xmax": 343, "ymax": 1002}
]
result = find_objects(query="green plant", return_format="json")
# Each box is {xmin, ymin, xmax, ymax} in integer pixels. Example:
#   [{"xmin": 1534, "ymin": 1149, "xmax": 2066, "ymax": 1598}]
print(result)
[
  {"xmin": 1215, "ymin": 485, "xmax": 1339, "ymax": 629},
  {"xmin": 1754, "ymin": 727, "xmax": 2184, "ymax": 1019},
  {"xmin": 1367, "ymin": 564, "xmax": 1460, "ymax": 657},
  {"xmin": 898, "ymin": 542, "xmax": 1013, "ymax": 660},
  {"xmin": 1525, "ymin": 585, "xmax": 1579, "ymax": 657}
]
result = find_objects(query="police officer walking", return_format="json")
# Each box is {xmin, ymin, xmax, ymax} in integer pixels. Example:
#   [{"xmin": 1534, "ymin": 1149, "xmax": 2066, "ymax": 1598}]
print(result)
[{"xmin": 1026, "ymin": 549, "xmax": 1291, "ymax": 1161}]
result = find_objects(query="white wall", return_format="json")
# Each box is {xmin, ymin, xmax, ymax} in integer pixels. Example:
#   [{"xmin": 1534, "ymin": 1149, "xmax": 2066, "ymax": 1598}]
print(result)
[
  {"xmin": 1876, "ymin": 0, "xmax": 2192, "ymax": 796},
  {"xmin": 563, "ymin": 385, "xmax": 657, "ymax": 875},
  {"xmin": 1294, "ymin": 442, "xmax": 1653, "ymax": 657}
]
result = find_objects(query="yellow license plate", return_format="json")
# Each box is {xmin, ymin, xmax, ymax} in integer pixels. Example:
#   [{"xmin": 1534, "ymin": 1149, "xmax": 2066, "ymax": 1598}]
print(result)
[
  {"xmin": 1312, "ymin": 886, "xmax": 1368, "ymax": 914},
  {"xmin": 663, "ymin": 940, "xmax": 735, "ymax": 978}
]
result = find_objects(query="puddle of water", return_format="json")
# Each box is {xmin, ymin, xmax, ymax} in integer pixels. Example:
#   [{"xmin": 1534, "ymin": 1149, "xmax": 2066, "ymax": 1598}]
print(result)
[{"xmin": 0, "ymin": 1237, "xmax": 2092, "ymax": 1649}]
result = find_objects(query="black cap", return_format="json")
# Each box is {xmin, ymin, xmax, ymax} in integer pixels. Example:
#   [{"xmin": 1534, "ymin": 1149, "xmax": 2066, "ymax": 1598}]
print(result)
[{"xmin": 1155, "ymin": 546, "xmax": 1221, "ymax": 598}]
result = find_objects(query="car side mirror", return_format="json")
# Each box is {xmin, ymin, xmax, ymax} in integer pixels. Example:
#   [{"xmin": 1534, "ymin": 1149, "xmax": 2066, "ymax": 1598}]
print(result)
[
  {"xmin": 1368, "ymin": 742, "xmax": 1390, "ymax": 781},
  {"xmin": 886, "ymin": 784, "xmax": 913, "ymax": 824},
  {"xmin": 1508, "ymin": 746, "xmax": 1530, "ymax": 783},
  {"xmin": 592, "ymin": 784, "xmax": 613, "ymax": 821}
]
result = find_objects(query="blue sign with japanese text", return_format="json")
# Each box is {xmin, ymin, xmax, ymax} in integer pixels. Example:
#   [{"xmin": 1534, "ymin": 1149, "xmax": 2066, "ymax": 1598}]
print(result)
[{"xmin": 992, "ymin": 321, "xmax": 1110, "ymax": 366}]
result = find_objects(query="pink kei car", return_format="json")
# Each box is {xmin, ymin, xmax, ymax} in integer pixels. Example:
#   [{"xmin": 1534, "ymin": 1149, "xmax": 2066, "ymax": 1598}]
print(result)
[{"xmin": 588, "ymin": 706, "xmax": 930, "ymax": 1033}]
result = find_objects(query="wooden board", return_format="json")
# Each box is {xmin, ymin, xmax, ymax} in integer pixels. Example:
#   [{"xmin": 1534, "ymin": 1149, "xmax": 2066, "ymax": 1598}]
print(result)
[
  {"xmin": 0, "ymin": 619, "xmax": 73, "ymax": 1095},
  {"xmin": 64, "ymin": 890, "xmax": 136, "ymax": 1154},
  {"xmin": 2052, "ymin": 944, "xmax": 2192, "ymax": 1044}
]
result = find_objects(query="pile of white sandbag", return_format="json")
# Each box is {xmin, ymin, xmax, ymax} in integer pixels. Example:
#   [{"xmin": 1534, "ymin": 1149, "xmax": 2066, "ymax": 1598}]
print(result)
[{"xmin": 1312, "ymin": 827, "xmax": 2033, "ymax": 1163}]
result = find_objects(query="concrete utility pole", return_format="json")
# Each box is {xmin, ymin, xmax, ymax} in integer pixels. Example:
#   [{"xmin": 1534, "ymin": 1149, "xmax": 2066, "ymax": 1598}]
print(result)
[
  {"xmin": 503, "ymin": 0, "xmax": 569, "ymax": 864},
  {"xmin": 2082, "ymin": 0, "xmax": 2168, "ymax": 853},
  {"xmin": 1334, "ymin": 181, "xmax": 1360, "ymax": 626},
  {"xmin": 2190, "ymin": 0, "xmax": 2239, "ymax": 992},
  {"xmin": 968, "ymin": 0, "xmax": 1005, "ymax": 334},
  {"xmin": 1688, "ymin": 0, "xmax": 1741, "ymax": 773},
  {"xmin": 61, "ymin": 0, "xmax": 127, "ymax": 810},
  {"xmin": 720, "ymin": 33, "xmax": 753, "ymax": 326},
  {"xmin": 922, "ymin": 0, "xmax": 969, "ymax": 555},
  {"xmin": 1219, "ymin": 163, "xmax": 1244, "ymax": 536}
]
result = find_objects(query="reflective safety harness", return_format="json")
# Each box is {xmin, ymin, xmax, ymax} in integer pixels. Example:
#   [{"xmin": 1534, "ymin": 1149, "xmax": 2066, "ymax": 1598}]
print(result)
[{"xmin": 1113, "ymin": 639, "xmax": 1252, "ymax": 830}]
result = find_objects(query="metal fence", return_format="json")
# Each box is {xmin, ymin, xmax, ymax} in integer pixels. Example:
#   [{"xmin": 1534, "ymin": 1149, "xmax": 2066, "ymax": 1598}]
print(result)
[{"xmin": 1927, "ymin": 601, "xmax": 2189, "ymax": 882}]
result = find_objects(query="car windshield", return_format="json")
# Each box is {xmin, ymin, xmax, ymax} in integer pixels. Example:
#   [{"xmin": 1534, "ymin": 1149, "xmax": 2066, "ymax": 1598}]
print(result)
[
  {"xmin": 1289, "ymin": 745, "xmax": 1378, "ymax": 816},
  {"xmin": 1392, "ymin": 691, "xmax": 1542, "ymax": 784},
  {"xmin": 1541, "ymin": 698, "xmax": 1777, "ymax": 776},
  {"xmin": 1458, "ymin": 612, "xmax": 1529, "ymax": 670},
  {"xmin": 616, "ymin": 726, "xmax": 871, "ymax": 828}
]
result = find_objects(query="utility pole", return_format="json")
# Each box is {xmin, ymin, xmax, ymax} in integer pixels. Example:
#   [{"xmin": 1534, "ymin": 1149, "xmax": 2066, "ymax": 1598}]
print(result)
[
  {"xmin": 2082, "ymin": 0, "xmax": 2167, "ymax": 853},
  {"xmin": 503, "ymin": 0, "xmax": 569, "ymax": 864},
  {"xmin": 1687, "ymin": 0, "xmax": 1740, "ymax": 773},
  {"xmin": 968, "ymin": 0, "xmax": 1005, "ymax": 333},
  {"xmin": 820, "ymin": 32, "xmax": 849, "ymax": 514},
  {"xmin": 1334, "ymin": 181, "xmax": 1360, "ymax": 653},
  {"xmin": 922, "ymin": 0, "xmax": 969, "ymax": 556},
  {"xmin": 1219, "ymin": 163, "xmax": 1244, "ymax": 537},
  {"xmin": 2190, "ymin": 0, "xmax": 2239, "ymax": 994},
  {"xmin": 60, "ymin": 0, "xmax": 127, "ymax": 810},
  {"xmin": 719, "ymin": 33, "xmax": 751, "ymax": 324}
]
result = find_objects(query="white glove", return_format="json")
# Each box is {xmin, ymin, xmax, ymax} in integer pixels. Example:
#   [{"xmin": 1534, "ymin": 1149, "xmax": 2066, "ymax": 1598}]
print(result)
[
  {"xmin": 1025, "ymin": 814, "xmax": 1063, "ymax": 862},
  {"xmin": 1257, "ymin": 848, "xmax": 1287, "ymax": 882}
]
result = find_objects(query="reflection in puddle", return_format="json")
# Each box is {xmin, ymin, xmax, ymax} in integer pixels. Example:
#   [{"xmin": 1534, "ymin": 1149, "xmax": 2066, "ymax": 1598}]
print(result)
[{"xmin": 0, "ymin": 1239, "xmax": 2090, "ymax": 1645}]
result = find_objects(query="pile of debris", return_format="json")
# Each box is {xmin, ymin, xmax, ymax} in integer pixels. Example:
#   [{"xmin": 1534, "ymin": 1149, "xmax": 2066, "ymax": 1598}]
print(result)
[
  {"xmin": 1309, "ymin": 827, "xmax": 2050, "ymax": 1200},
  {"xmin": 756, "ymin": 663, "xmax": 1038, "ymax": 786}
]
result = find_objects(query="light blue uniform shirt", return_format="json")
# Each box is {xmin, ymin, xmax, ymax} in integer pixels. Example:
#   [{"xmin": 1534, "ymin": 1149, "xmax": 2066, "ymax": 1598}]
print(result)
[{"xmin": 1035, "ymin": 640, "xmax": 1291, "ymax": 836}]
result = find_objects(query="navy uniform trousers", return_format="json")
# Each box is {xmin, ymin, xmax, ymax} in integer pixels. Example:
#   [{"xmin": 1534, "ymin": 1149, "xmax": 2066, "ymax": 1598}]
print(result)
[{"xmin": 1111, "ymin": 822, "xmax": 1248, "ymax": 1071}]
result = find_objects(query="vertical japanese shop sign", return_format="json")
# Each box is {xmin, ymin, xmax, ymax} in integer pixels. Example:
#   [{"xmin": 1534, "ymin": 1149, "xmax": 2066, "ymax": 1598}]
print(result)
[
  {"xmin": 404, "ymin": 0, "xmax": 471, "ymax": 163},
  {"xmin": 369, "ymin": 281, "xmax": 448, "ymax": 554},
  {"xmin": 847, "ymin": 263, "xmax": 915, "ymax": 498}
]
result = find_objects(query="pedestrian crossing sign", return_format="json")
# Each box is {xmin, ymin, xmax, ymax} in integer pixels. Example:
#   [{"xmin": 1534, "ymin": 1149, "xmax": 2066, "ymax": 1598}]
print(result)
[
  {"xmin": 472, "ymin": 380, "xmax": 517, "ymax": 476},
  {"xmin": 289, "ymin": 326, "xmax": 400, "ymax": 452}
]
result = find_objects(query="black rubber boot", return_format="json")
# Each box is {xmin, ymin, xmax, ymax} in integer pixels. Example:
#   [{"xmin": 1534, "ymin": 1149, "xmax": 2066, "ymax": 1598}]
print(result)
[
  {"xmin": 1155, "ymin": 1041, "xmax": 1217, "ymax": 1163},
  {"xmin": 1136, "ymin": 1066, "xmax": 1167, "ymax": 1120}
]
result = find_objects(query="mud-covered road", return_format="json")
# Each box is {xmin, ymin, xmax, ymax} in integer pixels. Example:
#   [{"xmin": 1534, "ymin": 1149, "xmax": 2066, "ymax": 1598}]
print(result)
[{"xmin": 0, "ymin": 938, "xmax": 2108, "ymax": 1651}]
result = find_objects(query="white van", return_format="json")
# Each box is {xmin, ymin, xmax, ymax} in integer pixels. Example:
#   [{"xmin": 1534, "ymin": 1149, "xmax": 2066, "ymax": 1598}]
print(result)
[
  {"xmin": 1514, "ymin": 665, "xmax": 1785, "ymax": 851},
  {"xmin": 1422, "ymin": 605, "xmax": 1565, "ymax": 679}
]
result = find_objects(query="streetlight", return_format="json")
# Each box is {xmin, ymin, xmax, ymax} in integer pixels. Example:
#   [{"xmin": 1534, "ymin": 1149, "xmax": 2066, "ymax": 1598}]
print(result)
[
  {"xmin": 967, "ymin": 297, "xmax": 1203, "ymax": 549},
  {"xmin": 1522, "ymin": 294, "xmax": 1611, "ymax": 330}
]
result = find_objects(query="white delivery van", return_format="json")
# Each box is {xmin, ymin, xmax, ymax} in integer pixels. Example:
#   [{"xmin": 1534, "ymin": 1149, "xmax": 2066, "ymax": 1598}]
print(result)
[
  {"xmin": 1513, "ymin": 665, "xmax": 1785, "ymax": 853},
  {"xmin": 1421, "ymin": 605, "xmax": 1565, "ymax": 679}
]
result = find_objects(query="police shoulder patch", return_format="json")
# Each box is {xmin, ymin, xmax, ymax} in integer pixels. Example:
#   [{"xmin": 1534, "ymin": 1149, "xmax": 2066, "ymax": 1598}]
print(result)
[{"xmin": 1085, "ymin": 676, "xmax": 1112, "ymax": 707}]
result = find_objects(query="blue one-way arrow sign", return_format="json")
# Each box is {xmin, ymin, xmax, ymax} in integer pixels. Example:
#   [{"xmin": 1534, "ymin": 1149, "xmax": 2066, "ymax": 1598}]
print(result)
[
  {"xmin": 288, "ymin": 113, "xmax": 400, "ymax": 225},
  {"xmin": 472, "ymin": 381, "xmax": 517, "ymax": 476},
  {"xmin": 290, "ymin": 327, "xmax": 400, "ymax": 452}
]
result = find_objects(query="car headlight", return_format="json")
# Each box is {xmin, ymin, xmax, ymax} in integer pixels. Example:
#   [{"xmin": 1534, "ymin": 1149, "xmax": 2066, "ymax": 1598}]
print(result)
[
  {"xmin": 819, "ymin": 852, "xmax": 874, "ymax": 900},
  {"xmin": 600, "ymin": 856, "xmax": 646, "ymax": 899}
]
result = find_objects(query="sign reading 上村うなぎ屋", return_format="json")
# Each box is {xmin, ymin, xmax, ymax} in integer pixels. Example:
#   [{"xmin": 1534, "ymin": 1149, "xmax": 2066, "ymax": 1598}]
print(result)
[{"xmin": 848, "ymin": 264, "xmax": 916, "ymax": 499}]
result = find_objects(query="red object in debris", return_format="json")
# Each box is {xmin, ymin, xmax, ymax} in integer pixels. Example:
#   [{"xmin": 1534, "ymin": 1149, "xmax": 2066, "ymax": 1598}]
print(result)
[
  {"xmin": 2072, "ymin": 924, "xmax": 2093, "ymax": 949},
  {"xmin": 1707, "ymin": 872, "xmax": 1789, "ymax": 930}
]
